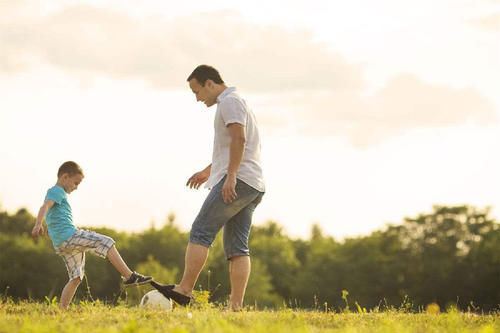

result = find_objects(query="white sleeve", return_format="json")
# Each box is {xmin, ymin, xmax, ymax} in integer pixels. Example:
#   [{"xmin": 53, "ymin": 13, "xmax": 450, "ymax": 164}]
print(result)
[{"xmin": 219, "ymin": 97, "xmax": 247, "ymax": 127}]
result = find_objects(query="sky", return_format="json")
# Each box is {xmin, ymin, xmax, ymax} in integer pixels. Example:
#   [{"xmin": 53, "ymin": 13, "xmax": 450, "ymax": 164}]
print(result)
[{"xmin": 1, "ymin": 0, "xmax": 499, "ymax": 240}]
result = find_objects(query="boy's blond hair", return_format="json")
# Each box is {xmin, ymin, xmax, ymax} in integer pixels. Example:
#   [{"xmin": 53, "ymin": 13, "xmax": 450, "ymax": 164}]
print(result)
[{"xmin": 57, "ymin": 161, "xmax": 84, "ymax": 178}]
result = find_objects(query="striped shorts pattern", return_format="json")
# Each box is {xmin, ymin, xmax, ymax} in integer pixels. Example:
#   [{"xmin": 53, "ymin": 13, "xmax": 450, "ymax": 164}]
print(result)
[{"xmin": 55, "ymin": 229, "xmax": 115, "ymax": 281}]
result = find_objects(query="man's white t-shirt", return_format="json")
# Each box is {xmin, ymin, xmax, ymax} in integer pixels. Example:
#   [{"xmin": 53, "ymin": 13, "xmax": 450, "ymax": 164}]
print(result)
[{"xmin": 205, "ymin": 87, "xmax": 265, "ymax": 192}]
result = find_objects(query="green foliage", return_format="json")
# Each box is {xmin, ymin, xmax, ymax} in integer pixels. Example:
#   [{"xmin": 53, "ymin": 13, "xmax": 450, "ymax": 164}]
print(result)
[
  {"xmin": 396, "ymin": 205, "xmax": 499, "ymax": 308},
  {"xmin": 0, "ymin": 232, "xmax": 67, "ymax": 299},
  {"xmin": 244, "ymin": 258, "xmax": 283, "ymax": 309},
  {"xmin": 0, "ymin": 205, "xmax": 499, "ymax": 311},
  {"xmin": 191, "ymin": 289, "xmax": 212, "ymax": 309},
  {"xmin": 125, "ymin": 256, "xmax": 179, "ymax": 304},
  {"xmin": 1, "ymin": 302, "xmax": 499, "ymax": 333},
  {"xmin": 250, "ymin": 222, "xmax": 301, "ymax": 300},
  {"xmin": 0, "ymin": 208, "xmax": 34, "ymax": 235},
  {"xmin": 341, "ymin": 290, "xmax": 350, "ymax": 313},
  {"xmin": 44, "ymin": 295, "xmax": 58, "ymax": 306}
]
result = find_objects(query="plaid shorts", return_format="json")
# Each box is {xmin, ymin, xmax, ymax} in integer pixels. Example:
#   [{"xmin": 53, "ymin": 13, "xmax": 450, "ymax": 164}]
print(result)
[{"xmin": 54, "ymin": 229, "xmax": 115, "ymax": 281}]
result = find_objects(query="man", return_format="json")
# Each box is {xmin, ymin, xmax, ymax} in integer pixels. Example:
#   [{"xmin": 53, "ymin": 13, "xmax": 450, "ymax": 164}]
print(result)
[{"xmin": 152, "ymin": 65, "xmax": 265, "ymax": 311}]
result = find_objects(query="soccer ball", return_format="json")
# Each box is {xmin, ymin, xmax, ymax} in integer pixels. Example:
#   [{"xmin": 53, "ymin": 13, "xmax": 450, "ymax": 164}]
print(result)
[{"xmin": 140, "ymin": 290, "xmax": 172, "ymax": 310}]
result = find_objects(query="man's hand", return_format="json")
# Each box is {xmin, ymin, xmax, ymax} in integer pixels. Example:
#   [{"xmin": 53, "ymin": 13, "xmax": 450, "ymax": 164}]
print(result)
[
  {"xmin": 223, "ymin": 123, "xmax": 244, "ymax": 203},
  {"xmin": 186, "ymin": 169, "xmax": 210, "ymax": 189},
  {"xmin": 222, "ymin": 175, "xmax": 238, "ymax": 203},
  {"xmin": 32, "ymin": 223, "xmax": 44, "ymax": 239}
]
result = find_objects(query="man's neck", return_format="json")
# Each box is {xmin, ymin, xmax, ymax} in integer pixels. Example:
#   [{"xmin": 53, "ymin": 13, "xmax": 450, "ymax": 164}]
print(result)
[
  {"xmin": 217, "ymin": 84, "xmax": 228, "ymax": 95},
  {"xmin": 215, "ymin": 84, "xmax": 229, "ymax": 102}
]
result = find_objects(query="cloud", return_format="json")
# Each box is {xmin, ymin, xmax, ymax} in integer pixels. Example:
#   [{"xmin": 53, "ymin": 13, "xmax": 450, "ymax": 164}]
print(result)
[
  {"xmin": 1, "ymin": 2, "xmax": 497, "ymax": 147},
  {"xmin": 0, "ymin": 5, "xmax": 362, "ymax": 92},
  {"xmin": 260, "ymin": 74, "xmax": 498, "ymax": 146},
  {"xmin": 469, "ymin": 13, "xmax": 500, "ymax": 31},
  {"xmin": 0, "ymin": 0, "xmax": 29, "ymax": 15},
  {"xmin": 0, "ymin": 0, "xmax": 41, "ymax": 73}
]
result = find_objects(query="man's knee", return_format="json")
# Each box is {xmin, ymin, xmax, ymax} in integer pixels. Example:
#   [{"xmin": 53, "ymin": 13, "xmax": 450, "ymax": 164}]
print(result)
[
  {"xmin": 189, "ymin": 228, "xmax": 216, "ymax": 248},
  {"xmin": 225, "ymin": 247, "xmax": 250, "ymax": 260},
  {"xmin": 229, "ymin": 254, "xmax": 249, "ymax": 260}
]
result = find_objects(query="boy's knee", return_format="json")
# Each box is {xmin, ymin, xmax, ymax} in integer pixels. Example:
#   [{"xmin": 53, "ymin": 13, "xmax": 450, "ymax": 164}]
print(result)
[
  {"xmin": 71, "ymin": 277, "xmax": 82, "ymax": 284},
  {"xmin": 105, "ymin": 243, "xmax": 116, "ymax": 256}
]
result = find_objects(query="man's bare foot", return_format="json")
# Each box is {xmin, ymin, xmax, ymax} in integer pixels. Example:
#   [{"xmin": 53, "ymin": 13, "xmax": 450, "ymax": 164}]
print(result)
[{"xmin": 172, "ymin": 284, "xmax": 192, "ymax": 297}]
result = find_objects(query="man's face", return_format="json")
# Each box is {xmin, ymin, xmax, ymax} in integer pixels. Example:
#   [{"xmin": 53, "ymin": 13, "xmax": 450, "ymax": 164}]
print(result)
[
  {"xmin": 189, "ymin": 78, "xmax": 217, "ymax": 107},
  {"xmin": 62, "ymin": 173, "xmax": 84, "ymax": 193}
]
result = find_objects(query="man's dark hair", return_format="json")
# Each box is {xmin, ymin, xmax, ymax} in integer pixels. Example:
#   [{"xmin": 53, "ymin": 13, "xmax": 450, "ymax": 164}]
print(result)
[
  {"xmin": 187, "ymin": 65, "xmax": 224, "ymax": 86},
  {"xmin": 57, "ymin": 161, "xmax": 84, "ymax": 178}
]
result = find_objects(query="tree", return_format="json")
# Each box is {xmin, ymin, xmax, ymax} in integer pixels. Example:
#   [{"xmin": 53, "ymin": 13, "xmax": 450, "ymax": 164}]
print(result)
[
  {"xmin": 250, "ymin": 221, "xmax": 300, "ymax": 301},
  {"xmin": 396, "ymin": 205, "xmax": 498, "ymax": 308},
  {"xmin": 0, "ymin": 208, "xmax": 34, "ymax": 236}
]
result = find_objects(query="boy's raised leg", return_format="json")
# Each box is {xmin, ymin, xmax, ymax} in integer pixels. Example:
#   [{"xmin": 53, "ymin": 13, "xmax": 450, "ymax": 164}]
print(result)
[
  {"xmin": 106, "ymin": 245, "xmax": 133, "ymax": 278},
  {"xmin": 107, "ymin": 244, "xmax": 152, "ymax": 286},
  {"xmin": 59, "ymin": 277, "xmax": 81, "ymax": 310}
]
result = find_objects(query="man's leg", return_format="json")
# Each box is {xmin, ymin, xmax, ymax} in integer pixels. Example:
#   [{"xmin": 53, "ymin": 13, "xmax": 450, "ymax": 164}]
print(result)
[
  {"xmin": 107, "ymin": 244, "xmax": 133, "ymax": 278},
  {"xmin": 229, "ymin": 255, "xmax": 251, "ymax": 311},
  {"xmin": 173, "ymin": 177, "xmax": 250, "ymax": 297},
  {"xmin": 174, "ymin": 242, "xmax": 209, "ymax": 296},
  {"xmin": 223, "ymin": 191, "xmax": 263, "ymax": 311},
  {"xmin": 59, "ymin": 277, "xmax": 81, "ymax": 310},
  {"xmin": 155, "ymin": 178, "xmax": 261, "ymax": 302}
]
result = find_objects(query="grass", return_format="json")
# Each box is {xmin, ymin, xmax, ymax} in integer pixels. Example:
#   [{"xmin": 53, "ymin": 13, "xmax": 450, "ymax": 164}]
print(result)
[{"xmin": 0, "ymin": 300, "xmax": 499, "ymax": 333}]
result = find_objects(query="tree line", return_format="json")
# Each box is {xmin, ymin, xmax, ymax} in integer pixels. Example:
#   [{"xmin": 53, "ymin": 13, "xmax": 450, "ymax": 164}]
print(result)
[{"xmin": 0, "ymin": 205, "xmax": 498, "ymax": 311}]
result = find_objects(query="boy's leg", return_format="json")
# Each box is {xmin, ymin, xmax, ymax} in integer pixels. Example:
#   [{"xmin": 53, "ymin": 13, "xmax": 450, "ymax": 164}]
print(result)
[
  {"xmin": 57, "ymin": 244, "xmax": 85, "ymax": 310},
  {"xmin": 106, "ymin": 244, "xmax": 133, "ymax": 278},
  {"xmin": 106, "ymin": 244, "xmax": 152, "ymax": 286},
  {"xmin": 69, "ymin": 230, "xmax": 151, "ymax": 285},
  {"xmin": 59, "ymin": 277, "xmax": 81, "ymax": 310}
]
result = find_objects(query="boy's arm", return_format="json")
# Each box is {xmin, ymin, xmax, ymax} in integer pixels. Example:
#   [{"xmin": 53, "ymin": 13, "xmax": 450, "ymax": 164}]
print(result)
[{"xmin": 32, "ymin": 200, "xmax": 54, "ymax": 239}]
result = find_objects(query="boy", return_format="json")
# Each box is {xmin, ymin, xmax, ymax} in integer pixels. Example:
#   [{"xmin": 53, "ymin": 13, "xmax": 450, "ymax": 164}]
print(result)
[{"xmin": 32, "ymin": 161, "xmax": 152, "ymax": 310}]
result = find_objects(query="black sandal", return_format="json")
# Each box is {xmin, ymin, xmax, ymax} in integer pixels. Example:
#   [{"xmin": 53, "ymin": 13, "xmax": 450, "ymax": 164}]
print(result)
[{"xmin": 150, "ymin": 281, "xmax": 192, "ymax": 306}]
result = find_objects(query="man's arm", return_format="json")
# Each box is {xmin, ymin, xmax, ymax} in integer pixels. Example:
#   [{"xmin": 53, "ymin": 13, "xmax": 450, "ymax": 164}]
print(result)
[
  {"xmin": 32, "ymin": 200, "xmax": 54, "ymax": 239},
  {"xmin": 187, "ymin": 164, "xmax": 212, "ymax": 189},
  {"xmin": 222, "ymin": 123, "xmax": 246, "ymax": 203}
]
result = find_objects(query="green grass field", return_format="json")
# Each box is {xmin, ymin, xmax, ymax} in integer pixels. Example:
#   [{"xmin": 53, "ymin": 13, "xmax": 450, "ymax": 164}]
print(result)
[{"xmin": 1, "ymin": 301, "xmax": 499, "ymax": 333}]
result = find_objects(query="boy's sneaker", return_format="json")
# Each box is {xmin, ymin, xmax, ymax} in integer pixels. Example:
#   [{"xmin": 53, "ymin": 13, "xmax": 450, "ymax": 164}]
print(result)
[{"xmin": 123, "ymin": 271, "xmax": 152, "ymax": 287}]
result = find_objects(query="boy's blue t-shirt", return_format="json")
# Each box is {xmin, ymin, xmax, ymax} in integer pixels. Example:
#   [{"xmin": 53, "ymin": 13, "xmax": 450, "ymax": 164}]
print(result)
[{"xmin": 45, "ymin": 185, "xmax": 78, "ymax": 247}]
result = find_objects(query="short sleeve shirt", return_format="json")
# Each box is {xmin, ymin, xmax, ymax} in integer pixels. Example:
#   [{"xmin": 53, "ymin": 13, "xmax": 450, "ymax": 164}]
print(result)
[
  {"xmin": 206, "ymin": 87, "xmax": 265, "ymax": 192},
  {"xmin": 45, "ymin": 185, "xmax": 78, "ymax": 246}
]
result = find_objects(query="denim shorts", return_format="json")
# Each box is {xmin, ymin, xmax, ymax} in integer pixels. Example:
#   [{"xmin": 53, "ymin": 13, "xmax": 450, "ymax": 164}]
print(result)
[{"xmin": 190, "ymin": 176, "xmax": 264, "ymax": 260}]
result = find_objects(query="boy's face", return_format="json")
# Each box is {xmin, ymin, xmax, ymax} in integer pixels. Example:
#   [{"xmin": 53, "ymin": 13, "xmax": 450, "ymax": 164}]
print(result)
[
  {"xmin": 61, "ymin": 173, "xmax": 84, "ymax": 193},
  {"xmin": 189, "ymin": 78, "xmax": 217, "ymax": 107}
]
